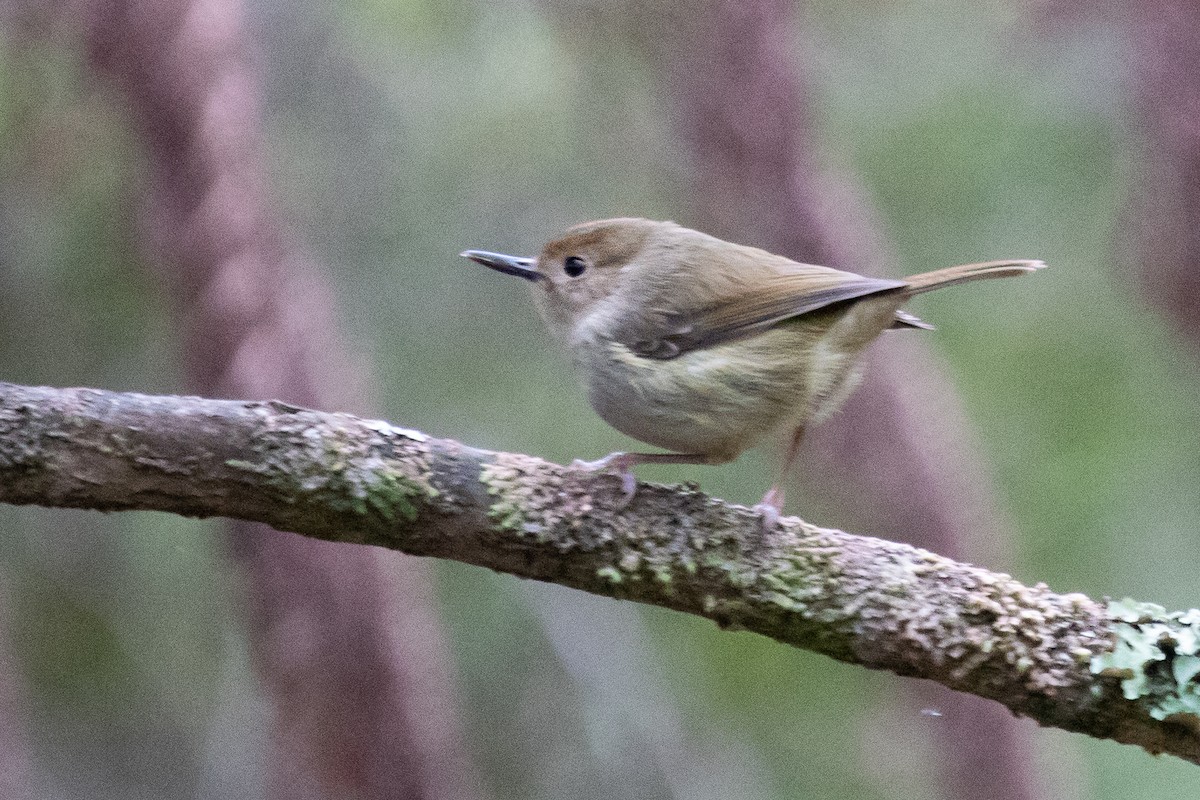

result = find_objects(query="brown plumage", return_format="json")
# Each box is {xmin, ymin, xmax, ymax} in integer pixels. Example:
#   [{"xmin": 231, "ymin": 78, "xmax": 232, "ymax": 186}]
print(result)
[{"xmin": 463, "ymin": 218, "xmax": 1044, "ymax": 521}]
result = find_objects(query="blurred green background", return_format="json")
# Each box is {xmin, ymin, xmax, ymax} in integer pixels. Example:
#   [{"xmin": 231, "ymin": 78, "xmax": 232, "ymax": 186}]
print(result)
[{"xmin": 2, "ymin": 0, "xmax": 1199, "ymax": 797}]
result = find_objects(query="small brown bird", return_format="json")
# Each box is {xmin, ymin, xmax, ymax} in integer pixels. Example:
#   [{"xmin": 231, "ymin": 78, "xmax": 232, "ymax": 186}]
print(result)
[{"xmin": 463, "ymin": 218, "xmax": 1042, "ymax": 522}]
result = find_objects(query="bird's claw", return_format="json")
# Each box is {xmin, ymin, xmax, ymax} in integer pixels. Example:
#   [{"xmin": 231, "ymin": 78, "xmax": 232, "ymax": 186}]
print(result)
[
  {"xmin": 751, "ymin": 502, "xmax": 780, "ymax": 531},
  {"xmin": 753, "ymin": 486, "xmax": 785, "ymax": 531},
  {"xmin": 571, "ymin": 453, "xmax": 638, "ymax": 506}
]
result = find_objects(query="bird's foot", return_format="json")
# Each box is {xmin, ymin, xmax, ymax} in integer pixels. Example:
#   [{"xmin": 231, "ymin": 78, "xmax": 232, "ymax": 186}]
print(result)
[
  {"xmin": 752, "ymin": 485, "xmax": 785, "ymax": 531},
  {"xmin": 571, "ymin": 452, "xmax": 638, "ymax": 505},
  {"xmin": 571, "ymin": 451, "xmax": 715, "ymax": 508}
]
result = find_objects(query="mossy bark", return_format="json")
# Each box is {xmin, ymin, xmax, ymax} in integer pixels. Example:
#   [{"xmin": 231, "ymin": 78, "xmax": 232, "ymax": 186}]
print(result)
[{"xmin": 1, "ymin": 381, "xmax": 1198, "ymax": 762}]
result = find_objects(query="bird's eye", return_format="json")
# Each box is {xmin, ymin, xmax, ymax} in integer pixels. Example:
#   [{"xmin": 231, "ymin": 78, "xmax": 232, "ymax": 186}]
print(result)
[{"xmin": 563, "ymin": 256, "xmax": 587, "ymax": 277}]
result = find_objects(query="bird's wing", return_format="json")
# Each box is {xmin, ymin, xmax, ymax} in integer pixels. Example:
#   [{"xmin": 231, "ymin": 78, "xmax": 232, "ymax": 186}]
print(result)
[{"xmin": 623, "ymin": 268, "xmax": 907, "ymax": 360}]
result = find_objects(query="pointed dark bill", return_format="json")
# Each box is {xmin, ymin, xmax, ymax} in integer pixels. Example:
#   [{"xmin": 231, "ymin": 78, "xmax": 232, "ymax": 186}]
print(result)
[{"xmin": 460, "ymin": 250, "xmax": 543, "ymax": 282}]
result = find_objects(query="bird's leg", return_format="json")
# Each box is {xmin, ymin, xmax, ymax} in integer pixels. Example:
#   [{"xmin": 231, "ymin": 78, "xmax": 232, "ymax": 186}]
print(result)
[
  {"xmin": 754, "ymin": 426, "xmax": 806, "ymax": 528},
  {"xmin": 572, "ymin": 451, "xmax": 714, "ymax": 504}
]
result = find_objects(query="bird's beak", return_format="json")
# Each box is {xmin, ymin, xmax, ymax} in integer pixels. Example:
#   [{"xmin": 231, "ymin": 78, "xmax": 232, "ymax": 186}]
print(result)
[{"xmin": 460, "ymin": 250, "xmax": 544, "ymax": 282}]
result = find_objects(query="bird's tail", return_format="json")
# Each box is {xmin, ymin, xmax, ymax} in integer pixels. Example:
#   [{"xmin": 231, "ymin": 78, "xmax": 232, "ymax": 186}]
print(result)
[{"xmin": 903, "ymin": 259, "xmax": 1045, "ymax": 295}]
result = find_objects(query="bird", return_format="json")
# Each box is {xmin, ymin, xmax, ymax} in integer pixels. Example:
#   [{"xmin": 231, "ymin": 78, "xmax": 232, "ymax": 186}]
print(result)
[{"xmin": 462, "ymin": 217, "xmax": 1043, "ymax": 523}]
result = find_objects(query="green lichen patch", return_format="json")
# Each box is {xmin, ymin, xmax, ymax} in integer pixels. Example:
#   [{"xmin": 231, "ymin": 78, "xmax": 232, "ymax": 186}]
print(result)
[
  {"xmin": 231, "ymin": 414, "xmax": 438, "ymax": 527},
  {"xmin": 360, "ymin": 467, "xmax": 426, "ymax": 522},
  {"xmin": 748, "ymin": 532, "xmax": 844, "ymax": 615},
  {"xmin": 1092, "ymin": 599, "xmax": 1200, "ymax": 731},
  {"xmin": 479, "ymin": 452, "xmax": 629, "ymax": 549},
  {"xmin": 596, "ymin": 566, "xmax": 624, "ymax": 585},
  {"xmin": 480, "ymin": 458, "xmax": 536, "ymax": 534},
  {"xmin": 307, "ymin": 453, "xmax": 433, "ymax": 525},
  {"xmin": 479, "ymin": 453, "xmax": 585, "ymax": 543}
]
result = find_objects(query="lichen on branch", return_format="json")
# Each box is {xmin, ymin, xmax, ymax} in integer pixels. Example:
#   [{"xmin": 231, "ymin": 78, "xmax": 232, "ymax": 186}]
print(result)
[{"xmin": 1, "ymin": 380, "xmax": 1199, "ymax": 763}]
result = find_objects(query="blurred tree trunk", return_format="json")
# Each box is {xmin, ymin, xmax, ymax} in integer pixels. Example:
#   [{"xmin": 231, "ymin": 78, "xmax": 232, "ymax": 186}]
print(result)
[
  {"xmin": 1126, "ymin": 0, "xmax": 1200, "ymax": 353},
  {"xmin": 0, "ymin": 580, "xmax": 32, "ymax": 800},
  {"xmin": 84, "ymin": 1, "xmax": 481, "ymax": 798},
  {"xmin": 0, "ymin": 7, "xmax": 84, "ymax": 799},
  {"xmin": 557, "ymin": 0, "xmax": 1055, "ymax": 797}
]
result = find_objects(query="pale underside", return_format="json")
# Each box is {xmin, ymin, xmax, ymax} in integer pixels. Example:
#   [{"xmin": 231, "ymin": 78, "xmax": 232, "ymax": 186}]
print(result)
[{"xmin": 576, "ymin": 294, "xmax": 905, "ymax": 461}]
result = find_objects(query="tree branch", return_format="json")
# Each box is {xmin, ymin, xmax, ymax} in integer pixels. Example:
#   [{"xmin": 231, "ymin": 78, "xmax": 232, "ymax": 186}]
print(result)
[{"xmin": 1, "ymin": 381, "xmax": 1198, "ymax": 763}]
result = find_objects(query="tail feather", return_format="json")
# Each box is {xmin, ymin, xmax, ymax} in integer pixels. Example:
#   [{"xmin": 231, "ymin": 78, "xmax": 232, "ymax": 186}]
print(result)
[{"xmin": 903, "ymin": 259, "xmax": 1045, "ymax": 295}]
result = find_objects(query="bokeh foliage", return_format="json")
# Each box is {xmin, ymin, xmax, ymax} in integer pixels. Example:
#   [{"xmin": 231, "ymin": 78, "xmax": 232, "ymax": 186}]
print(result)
[{"xmin": 1, "ymin": 0, "xmax": 1199, "ymax": 797}]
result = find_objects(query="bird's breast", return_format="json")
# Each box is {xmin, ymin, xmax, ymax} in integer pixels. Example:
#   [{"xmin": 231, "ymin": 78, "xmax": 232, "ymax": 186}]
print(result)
[{"xmin": 571, "ymin": 323, "xmax": 849, "ymax": 459}]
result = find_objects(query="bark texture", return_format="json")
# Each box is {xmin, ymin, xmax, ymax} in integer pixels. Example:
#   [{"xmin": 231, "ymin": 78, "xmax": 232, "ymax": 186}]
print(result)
[{"xmin": 4, "ymin": 382, "xmax": 1199, "ymax": 765}]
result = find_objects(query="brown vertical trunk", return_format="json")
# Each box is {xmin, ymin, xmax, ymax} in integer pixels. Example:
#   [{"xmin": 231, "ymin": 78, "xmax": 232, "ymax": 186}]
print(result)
[
  {"xmin": 1126, "ymin": 1, "xmax": 1200, "ymax": 352},
  {"xmin": 85, "ymin": 1, "xmax": 481, "ymax": 797}
]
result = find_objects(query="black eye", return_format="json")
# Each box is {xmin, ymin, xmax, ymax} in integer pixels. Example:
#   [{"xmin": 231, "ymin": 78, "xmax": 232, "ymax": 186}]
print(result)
[{"xmin": 563, "ymin": 256, "xmax": 587, "ymax": 277}]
